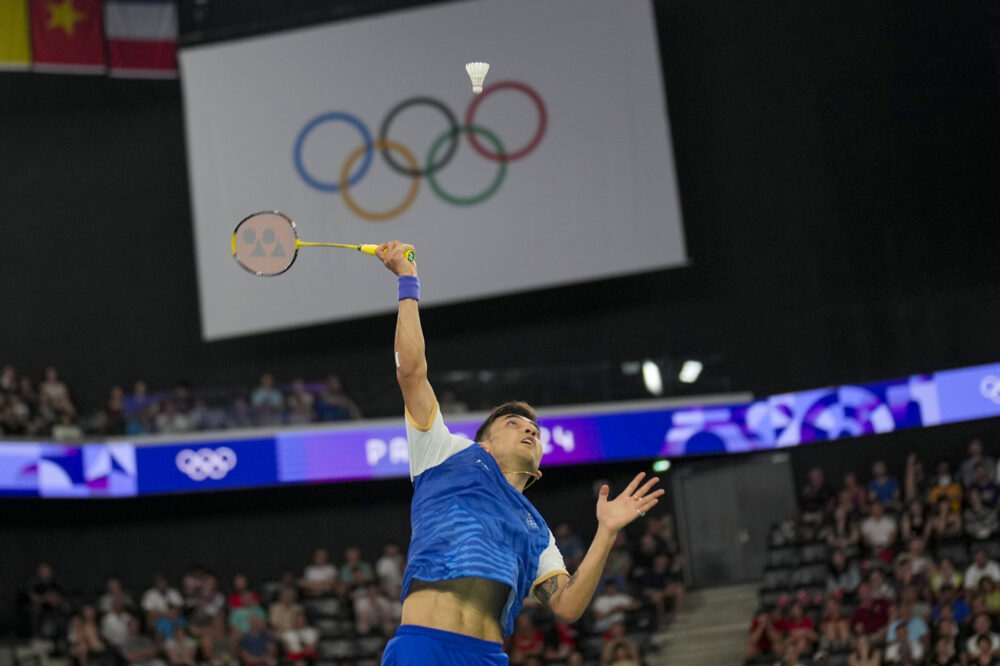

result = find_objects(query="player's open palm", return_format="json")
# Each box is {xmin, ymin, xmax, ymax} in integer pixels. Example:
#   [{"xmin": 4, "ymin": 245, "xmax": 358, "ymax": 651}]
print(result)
[{"xmin": 596, "ymin": 472, "xmax": 664, "ymax": 532}]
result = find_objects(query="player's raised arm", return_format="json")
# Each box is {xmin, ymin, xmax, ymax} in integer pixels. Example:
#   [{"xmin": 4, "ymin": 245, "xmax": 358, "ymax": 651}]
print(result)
[{"xmin": 377, "ymin": 240, "xmax": 436, "ymax": 428}]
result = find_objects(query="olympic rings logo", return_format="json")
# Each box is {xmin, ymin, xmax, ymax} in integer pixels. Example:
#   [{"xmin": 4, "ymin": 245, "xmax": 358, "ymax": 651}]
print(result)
[
  {"xmin": 981, "ymin": 375, "xmax": 1000, "ymax": 406},
  {"xmin": 176, "ymin": 447, "xmax": 237, "ymax": 481},
  {"xmin": 292, "ymin": 81, "xmax": 547, "ymax": 221}
]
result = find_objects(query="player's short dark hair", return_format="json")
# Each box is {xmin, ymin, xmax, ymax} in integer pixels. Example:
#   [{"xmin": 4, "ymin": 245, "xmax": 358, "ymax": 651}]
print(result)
[{"xmin": 475, "ymin": 401, "xmax": 537, "ymax": 442}]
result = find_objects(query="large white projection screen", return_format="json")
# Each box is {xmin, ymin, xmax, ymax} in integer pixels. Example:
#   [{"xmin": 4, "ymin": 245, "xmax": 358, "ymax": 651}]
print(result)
[{"xmin": 180, "ymin": 0, "xmax": 686, "ymax": 340}]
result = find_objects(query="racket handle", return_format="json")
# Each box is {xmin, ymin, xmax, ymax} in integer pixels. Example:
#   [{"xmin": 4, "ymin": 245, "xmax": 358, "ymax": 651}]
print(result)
[{"xmin": 358, "ymin": 244, "xmax": 379, "ymax": 256}]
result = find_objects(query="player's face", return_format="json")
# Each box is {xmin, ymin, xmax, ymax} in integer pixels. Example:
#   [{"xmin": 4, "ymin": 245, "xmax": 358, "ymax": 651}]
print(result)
[{"xmin": 486, "ymin": 414, "xmax": 543, "ymax": 471}]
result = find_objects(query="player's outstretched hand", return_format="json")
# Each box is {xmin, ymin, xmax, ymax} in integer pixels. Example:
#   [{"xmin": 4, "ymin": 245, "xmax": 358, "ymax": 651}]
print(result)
[
  {"xmin": 377, "ymin": 240, "xmax": 417, "ymax": 277},
  {"xmin": 595, "ymin": 472, "xmax": 664, "ymax": 533}
]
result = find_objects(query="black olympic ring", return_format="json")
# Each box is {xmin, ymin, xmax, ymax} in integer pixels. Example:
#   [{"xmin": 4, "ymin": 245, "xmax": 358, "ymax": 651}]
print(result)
[{"xmin": 378, "ymin": 97, "xmax": 459, "ymax": 178}]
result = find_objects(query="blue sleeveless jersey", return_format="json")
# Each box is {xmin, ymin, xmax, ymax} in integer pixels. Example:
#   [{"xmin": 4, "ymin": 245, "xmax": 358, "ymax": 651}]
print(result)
[{"xmin": 401, "ymin": 442, "xmax": 552, "ymax": 637}]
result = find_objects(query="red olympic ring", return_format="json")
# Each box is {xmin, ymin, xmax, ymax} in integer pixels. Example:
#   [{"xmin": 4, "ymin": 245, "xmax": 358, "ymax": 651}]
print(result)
[{"xmin": 464, "ymin": 81, "xmax": 547, "ymax": 163}]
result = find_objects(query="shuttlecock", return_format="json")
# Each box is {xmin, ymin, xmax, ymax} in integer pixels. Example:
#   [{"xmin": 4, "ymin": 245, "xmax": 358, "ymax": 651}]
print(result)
[{"xmin": 465, "ymin": 61, "xmax": 490, "ymax": 94}]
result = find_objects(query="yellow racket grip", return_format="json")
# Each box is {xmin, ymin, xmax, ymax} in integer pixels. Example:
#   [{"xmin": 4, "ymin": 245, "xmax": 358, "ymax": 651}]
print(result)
[{"xmin": 362, "ymin": 244, "xmax": 415, "ymax": 262}]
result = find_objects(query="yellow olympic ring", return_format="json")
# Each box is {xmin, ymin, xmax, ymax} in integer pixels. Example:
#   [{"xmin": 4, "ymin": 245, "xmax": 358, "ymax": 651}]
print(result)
[{"xmin": 339, "ymin": 140, "xmax": 420, "ymax": 222}]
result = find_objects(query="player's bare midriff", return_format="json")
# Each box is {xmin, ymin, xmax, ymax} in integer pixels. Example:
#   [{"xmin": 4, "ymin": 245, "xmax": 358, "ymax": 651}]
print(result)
[{"xmin": 401, "ymin": 577, "xmax": 511, "ymax": 643}]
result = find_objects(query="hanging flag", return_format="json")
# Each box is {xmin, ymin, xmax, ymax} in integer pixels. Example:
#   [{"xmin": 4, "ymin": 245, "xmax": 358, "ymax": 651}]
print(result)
[
  {"xmin": 104, "ymin": 0, "xmax": 177, "ymax": 78},
  {"xmin": 29, "ymin": 0, "xmax": 106, "ymax": 73},
  {"xmin": 0, "ymin": 0, "xmax": 32, "ymax": 70}
]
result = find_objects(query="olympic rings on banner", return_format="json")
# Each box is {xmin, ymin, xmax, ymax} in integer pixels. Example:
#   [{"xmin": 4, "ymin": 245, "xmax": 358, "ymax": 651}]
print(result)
[
  {"xmin": 294, "ymin": 112, "xmax": 373, "ymax": 193},
  {"xmin": 378, "ymin": 97, "xmax": 459, "ymax": 177},
  {"xmin": 292, "ymin": 81, "xmax": 546, "ymax": 220},
  {"xmin": 465, "ymin": 81, "xmax": 547, "ymax": 162},
  {"xmin": 426, "ymin": 126, "xmax": 507, "ymax": 206},
  {"xmin": 340, "ymin": 140, "xmax": 421, "ymax": 222}
]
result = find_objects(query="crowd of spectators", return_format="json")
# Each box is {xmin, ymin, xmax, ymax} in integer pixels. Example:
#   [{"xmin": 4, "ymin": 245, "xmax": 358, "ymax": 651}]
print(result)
[
  {"xmin": 21, "ymin": 517, "xmax": 685, "ymax": 666},
  {"xmin": 0, "ymin": 364, "xmax": 363, "ymax": 438},
  {"xmin": 747, "ymin": 439, "xmax": 1000, "ymax": 666}
]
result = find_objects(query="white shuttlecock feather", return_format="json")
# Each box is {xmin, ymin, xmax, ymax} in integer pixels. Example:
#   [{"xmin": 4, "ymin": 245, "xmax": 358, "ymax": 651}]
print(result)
[{"xmin": 465, "ymin": 61, "xmax": 490, "ymax": 94}]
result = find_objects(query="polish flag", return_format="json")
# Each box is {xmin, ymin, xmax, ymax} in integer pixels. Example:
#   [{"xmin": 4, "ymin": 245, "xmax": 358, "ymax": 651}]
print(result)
[{"xmin": 104, "ymin": 0, "xmax": 177, "ymax": 78}]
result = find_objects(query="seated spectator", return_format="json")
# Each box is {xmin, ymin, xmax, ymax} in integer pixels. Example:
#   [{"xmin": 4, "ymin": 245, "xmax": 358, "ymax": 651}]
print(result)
[
  {"xmin": 68, "ymin": 605, "xmax": 114, "ymax": 666},
  {"xmin": 591, "ymin": 580, "xmax": 638, "ymax": 634},
  {"xmin": 861, "ymin": 501, "xmax": 897, "ymax": 560},
  {"xmin": 98, "ymin": 577, "xmax": 134, "ymax": 615},
  {"xmin": 641, "ymin": 553, "xmax": 684, "ymax": 625},
  {"xmin": 932, "ymin": 559, "xmax": 963, "ymax": 595},
  {"xmin": 154, "ymin": 400, "xmax": 193, "ymax": 434},
  {"xmin": 893, "ymin": 559, "xmax": 929, "ymax": 601},
  {"xmin": 299, "ymin": 548, "xmax": 339, "ymax": 597},
  {"xmin": 800, "ymin": 468, "xmax": 834, "ymax": 528},
  {"xmin": 544, "ymin": 621, "xmax": 577, "ymax": 663},
  {"xmin": 842, "ymin": 471, "xmax": 868, "ymax": 514},
  {"xmin": 849, "ymin": 634, "xmax": 882, "ymax": 666},
  {"xmin": 927, "ymin": 462, "xmax": 963, "ymax": 514},
  {"xmin": 237, "ymin": 615, "xmax": 276, "ymax": 666},
  {"xmin": 924, "ymin": 498, "xmax": 962, "ymax": 543},
  {"xmin": 340, "ymin": 546, "xmax": 374, "ymax": 585},
  {"xmin": 884, "ymin": 623, "xmax": 924, "ymax": 664},
  {"xmin": 630, "ymin": 533, "xmax": 663, "ymax": 582},
  {"xmin": 982, "ymin": 577, "xmax": 1000, "ymax": 615},
  {"xmin": 280, "ymin": 611, "xmax": 318, "ymax": 666},
  {"xmin": 966, "ymin": 488, "xmax": 1000, "ymax": 540},
  {"xmin": 928, "ymin": 636, "xmax": 961, "ymax": 666},
  {"xmin": 901, "ymin": 500, "xmax": 929, "ymax": 542},
  {"xmin": 120, "ymin": 618, "xmax": 166, "ymax": 666},
  {"xmin": 26, "ymin": 562, "xmax": 71, "ymax": 641},
  {"xmin": 375, "ymin": 542, "xmax": 405, "ymax": 594},
  {"xmin": 967, "ymin": 549, "xmax": 1000, "ymax": 593},
  {"xmin": 39, "ymin": 366, "xmax": 74, "ymax": 416},
  {"xmin": 869, "ymin": 461, "xmax": 901, "ymax": 507},
  {"xmin": 603, "ymin": 532, "xmax": 633, "ymax": 591},
  {"xmin": 508, "ymin": 614, "xmax": 545, "ymax": 665},
  {"xmin": 250, "ymin": 374, "xmax": 283, "ymax": 411},
  {"xmin": 267, "ymin": 587, "xmax": 302, "ymax": 634},
  {"xmin": 352, "ymin": 583, "xmax": 401, "ymax": 636},
  {"xmin": 316, "ymin": 374, "xmax": 361, "ymax": 421},
  {"xmin": 887, "ymin": 601, "xmax": 930, "ymax": 649},
  {"xmin": 970, "ymin": 462, "xmax": 1000, "ymax": 508},
  {"xmin": 154, "ymin": 604, "xmax": 188, "ymax": 641},
  {"xmin": 228, "ymin": 574, "xmax": 260, "ymax": 608},
  {"xmin": 819, "ymin": 598, "xmax": 851, "ymax": 652},
  {"xmin": 870, "ymin": 569, "xmax": 897, "ymax": 602},
  {"xmin": 827, "ymin": 548, "xmax": 862, "ymax": 598},
  {"xmin": 228, "ymin": 590, "xmax": 265, "ymax": 636},
  {"xmin": 898, "ymin": 536, "xmax": 935, "ymax": 576},
  {"xmin": 971, "ymin": 635, "xmax": 1000, "ymax": 666},
  {"xmin": 899, "ymin": 584, "xmax": 932, "ymax": 623},
  {"xmin": 775, "ymin": 642, "xmax": 808, "ymax": 666},
  {"xmin": 188, "ymin": 573, "xmax": 226, "ymax": 634},
  {"xmin": 600, "ymin": 629, "xmax": 640, "ymax": 666},
  {"xmin": 781, "ymin": 601, "xmax": 818, "ymax": 655},
  {"xmin": 162, "ymin": 626, "xmax": 198, "ymax": 666},
  {"xmin": 200, "ymin": 615, "xmax": 237, "ymax": 666},
  {"xmin": 141, "ymin": 575, "xmax": 184, "ymax": 626},
  {"xmin": 286, "ymin": 380, "xmax": 315, "ymax": 425},
  {"xmin": 100, "ymin": 595, "xmax": 134, "ymax": 648},
  {"xmin": 853, "ymin": 582, "xmax": 891, "ymax": 641},
  {"xmin": 747, "ymin": 606, "xmax": 784, "ymax": 660},
  {"xmin": 826, "ymin": 504, "xmax": 860, "ymax": 554},
  {"xmin": 932, "ymin": 585, "xmax": 971, "ymax": 624},
  {"xmin": 966, "ymin": 613, "xmax": 1000, "ymax": 659},
  {"xmin": 961, "ymin": 439, "xmax": 997, "ymax": 488}
]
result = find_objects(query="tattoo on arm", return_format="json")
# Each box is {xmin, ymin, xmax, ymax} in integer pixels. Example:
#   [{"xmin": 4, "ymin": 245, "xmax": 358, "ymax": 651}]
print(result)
[
  {"xmin": 535, "ymin": 577, "xmax": 560, "ymax": 603},
  {"xmin": 565, "ymin": 573, "xmax": 578, "ymax": 589}
]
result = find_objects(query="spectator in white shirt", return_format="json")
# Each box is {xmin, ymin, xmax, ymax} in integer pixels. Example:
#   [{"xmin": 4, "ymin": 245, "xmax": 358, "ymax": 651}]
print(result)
[
  {"xmin": 861, "ymin": 501, "xmax": 897, "ymax": 556},
  {"xmin": 298, "ymin": 548, "xmax": 338, "ymax": 597},
  {"xmin": 281, "ymin": 612, "xmax": 318, "ymax": 666},
  {"xmin": 141, "ymin": 575, "xmax": 184, "ymax": 625},
  {"xmin": 965, "ymin": 549, "xmax": 1000, "ymax": 592},
  {"xmin": 100, "ymin": 596, "xmax": 134, "ymax": 648},
  {"xmin": 591, "ymin": 580, "xmax": 639, "ymax": 633},
  {"xmin": 965, "ymin": 613, "xmax": 1000, "ymax": 658},
  {"xmin": 375, "ymin": 542, "xmax": 404, "ymax": 594},
  {"xmin": 98, "ymin": 577, "xmax": 134, "ymax": 616}
]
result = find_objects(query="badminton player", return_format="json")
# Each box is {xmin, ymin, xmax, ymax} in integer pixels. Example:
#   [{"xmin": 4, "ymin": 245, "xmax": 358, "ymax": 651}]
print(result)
[{"xmin": 376, "ymin": 241, "xmax": 664, "ymax": 665}]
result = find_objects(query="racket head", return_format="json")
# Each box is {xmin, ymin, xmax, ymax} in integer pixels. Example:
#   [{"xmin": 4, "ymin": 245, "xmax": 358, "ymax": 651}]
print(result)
[{"xmin": 232, "ymin": 211, "xmax": 300, "ymax": 276}]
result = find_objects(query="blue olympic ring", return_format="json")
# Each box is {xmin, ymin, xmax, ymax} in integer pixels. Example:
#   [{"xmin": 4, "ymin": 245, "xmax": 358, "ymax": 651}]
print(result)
[{"xmin": 293, "ymin": 112, "xmax": 373, "ymax": 193}]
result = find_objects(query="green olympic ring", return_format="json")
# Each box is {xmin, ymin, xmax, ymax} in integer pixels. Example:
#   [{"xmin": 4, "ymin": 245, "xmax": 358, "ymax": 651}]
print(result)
[{"xmin": 425, "ymin": 125, "xmax": 507, "ymax": 207}]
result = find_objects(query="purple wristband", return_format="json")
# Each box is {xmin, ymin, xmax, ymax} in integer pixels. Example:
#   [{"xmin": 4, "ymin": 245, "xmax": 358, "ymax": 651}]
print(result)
[{"xmin": 397, "ymin": 275, "xmax": 420, "ymax": 301}]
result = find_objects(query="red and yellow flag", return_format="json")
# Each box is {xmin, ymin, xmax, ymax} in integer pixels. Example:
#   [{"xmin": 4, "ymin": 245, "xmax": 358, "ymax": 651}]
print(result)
[
  {"xmin": 29, "ymin": 0, "xmax": 106, "ymax": 73},
  {"xmin": 0, "ymin": 0, "xmax": 32, "ymax": 69}
]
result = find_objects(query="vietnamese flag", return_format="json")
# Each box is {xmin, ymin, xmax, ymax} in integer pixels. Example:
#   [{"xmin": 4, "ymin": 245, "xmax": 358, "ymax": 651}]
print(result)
[{"xmin": 29, "ymin": 0, "xmax": 106, "ymax": 73}]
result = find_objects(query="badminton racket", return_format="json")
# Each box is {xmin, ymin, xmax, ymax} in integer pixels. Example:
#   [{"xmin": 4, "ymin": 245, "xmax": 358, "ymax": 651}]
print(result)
[{"xmin": 231, "ymin": 211, "xmax": 412, "ymax": 276}]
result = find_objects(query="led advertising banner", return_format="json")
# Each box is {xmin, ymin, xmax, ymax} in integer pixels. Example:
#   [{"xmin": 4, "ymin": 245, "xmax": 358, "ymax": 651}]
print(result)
[
  {"xmin": 0, "ymin": 362, "xmax": 997, "ymax": 497},
  {"xmin": 179, "ymin": 0, "xmax": 686, "ymax": 339}
]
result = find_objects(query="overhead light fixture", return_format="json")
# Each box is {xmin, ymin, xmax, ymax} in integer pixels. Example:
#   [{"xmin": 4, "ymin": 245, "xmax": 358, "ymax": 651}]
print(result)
[
  {"xmin": 652, "ymin": 459, "xmax": 671, "ymax": 473},
  {"xmin": 678, "ymin": 360, "xmax": 703, "ymax": 384},
  {"xmin": 642, "ymin": 360, "xmax": 663, "ymax": 396}
]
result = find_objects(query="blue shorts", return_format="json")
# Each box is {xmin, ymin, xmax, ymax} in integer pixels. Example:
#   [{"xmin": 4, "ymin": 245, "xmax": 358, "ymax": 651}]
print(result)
[{"xmin": 381, "ymin": 625, "xmax": 509, "ymax": 665}]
